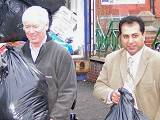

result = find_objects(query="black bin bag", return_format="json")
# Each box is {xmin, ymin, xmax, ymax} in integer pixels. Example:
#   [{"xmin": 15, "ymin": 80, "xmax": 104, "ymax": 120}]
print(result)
[
  {"xmin": 105, "ymin": 88, "xmax": 150, "ymax": 120},
  {"xmin": 0, "ymin": 46, "xmax": 49, "ymax": 120},
  {"xmin": 0, "ymin": 0, "xmax": 28, "ymax": 42},
  {"xmin": 0, "ymin": 0, "xmax": 65, "ymax": 42},
  {"xmin": 21, "ymin": 0, "xmax": 65, "ymax": 14}
]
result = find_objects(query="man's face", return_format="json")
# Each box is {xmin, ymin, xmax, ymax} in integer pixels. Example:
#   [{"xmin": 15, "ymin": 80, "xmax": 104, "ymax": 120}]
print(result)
[
  {"xmin": 23, "ymin": 19, "xmax": 47, "ymax": 46},
  {"xmin": 120, "ymin": 22, "xmax": 145, "ymax": 55}
]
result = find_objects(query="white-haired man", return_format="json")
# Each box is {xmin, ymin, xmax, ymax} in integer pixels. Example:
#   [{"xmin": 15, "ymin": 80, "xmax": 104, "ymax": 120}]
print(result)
[{"xmin": 21, "ymin": 6, "xmax": 77, "ymax": 120}]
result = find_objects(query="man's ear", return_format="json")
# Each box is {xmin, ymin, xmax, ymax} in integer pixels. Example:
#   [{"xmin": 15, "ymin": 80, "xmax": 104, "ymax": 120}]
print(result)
[
  {"xmin": 45, "ymin": 23, "xmax": 49, "ymax": 31},
  {"xmin": 142, "ymin": 31, "xmax": 146, "ymax": 41}
]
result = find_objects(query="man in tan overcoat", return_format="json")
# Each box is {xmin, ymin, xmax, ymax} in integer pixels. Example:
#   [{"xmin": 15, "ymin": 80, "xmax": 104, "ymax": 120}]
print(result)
[{"xmin": 93, "ymin": 16, "xmax": 160, "ymax": 120}]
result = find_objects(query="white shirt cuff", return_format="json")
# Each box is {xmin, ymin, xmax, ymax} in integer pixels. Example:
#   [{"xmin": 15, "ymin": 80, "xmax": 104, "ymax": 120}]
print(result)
[{"xmin": 107, "ymin": 90, "xmax": 114, "ymax": 104}]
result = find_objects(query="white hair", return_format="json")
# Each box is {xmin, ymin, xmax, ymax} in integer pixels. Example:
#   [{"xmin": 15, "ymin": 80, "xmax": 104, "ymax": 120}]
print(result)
[{"xmin": 22, "ymin": 6, "xmax": 49, "ymax": 28}]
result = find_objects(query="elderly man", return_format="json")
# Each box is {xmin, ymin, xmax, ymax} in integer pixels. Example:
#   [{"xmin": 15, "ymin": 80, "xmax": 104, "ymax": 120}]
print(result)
[
  {"xmin": 21, "ymin": 6, "xmax": 77, "ymax": 120},
  {"xmin": 93, "ymin": 16, "xmax": 160, "ymax": 120}
]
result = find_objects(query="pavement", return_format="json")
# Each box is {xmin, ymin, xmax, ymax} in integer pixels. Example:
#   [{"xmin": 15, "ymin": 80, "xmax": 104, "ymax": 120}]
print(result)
[{"xmin": 72, "ymin": 80, "xmax": 110, "ymax": 120}]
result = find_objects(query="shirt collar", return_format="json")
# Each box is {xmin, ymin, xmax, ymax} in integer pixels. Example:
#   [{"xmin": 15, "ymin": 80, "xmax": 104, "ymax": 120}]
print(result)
[
  {"xmin": 29, "ymin": 35, "xmax": 47, "ymax": 49},
  {"xmin": 127, "ymin": 46, "xmax": 145, "ymax": 61}
]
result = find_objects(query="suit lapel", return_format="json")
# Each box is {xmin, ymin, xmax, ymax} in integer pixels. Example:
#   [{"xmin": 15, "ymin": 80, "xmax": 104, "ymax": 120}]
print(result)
[
  {"xmin": 35, "ymin": 35, "xmax": 52, "ymax": 63},
  {"xmin": 134, "ymin": 46, "xmax": 150, "ymax": 86},
  {"xmin": 120, "ymin": 47, "xmax": 150, "ymax": 86},
  {"xmin": 120, "ymin": 50, "xmax": 128, "ymax": 84},
  {"xmin": 35, "ymin": 44, "xmax": 46, "ymax": 63},
  {"xmin": 21, "ymin": 42, "xmax": 34, "ymax": 63}
]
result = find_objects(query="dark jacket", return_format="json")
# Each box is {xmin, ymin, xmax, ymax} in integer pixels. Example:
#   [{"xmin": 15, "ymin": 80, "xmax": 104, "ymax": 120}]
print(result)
[{"xmin": 21, "ymin": 37, "xmax": 77, "ymax": 120}]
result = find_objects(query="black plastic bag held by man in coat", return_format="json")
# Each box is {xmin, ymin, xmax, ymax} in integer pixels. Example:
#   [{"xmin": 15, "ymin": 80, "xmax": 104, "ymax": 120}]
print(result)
[
  {"xmin": 105, "ymin": 88, "xmax": 150, "ymax": 120},
  {"xmin": 0, "ymin": 46, "xmax": 49, "ymax": 120}
]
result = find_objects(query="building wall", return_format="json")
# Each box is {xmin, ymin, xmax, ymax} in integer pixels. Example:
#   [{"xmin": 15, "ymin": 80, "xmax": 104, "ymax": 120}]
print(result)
[
  {"xmin": 155, "ymin": 0, "xmax": 160, "ymax": 19},
  {"xmin": 96, "ymin": 0, "xmax": 160, "ymax": 18}
]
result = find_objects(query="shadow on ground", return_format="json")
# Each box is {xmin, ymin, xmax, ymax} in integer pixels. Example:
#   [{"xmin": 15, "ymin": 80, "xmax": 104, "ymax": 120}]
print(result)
[{"xmin": 72, "ymin": 80, "xmax": 110, "ymax": 120}]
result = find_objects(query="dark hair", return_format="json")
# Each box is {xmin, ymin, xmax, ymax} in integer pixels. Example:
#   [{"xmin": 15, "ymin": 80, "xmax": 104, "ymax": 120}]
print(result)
[{"xmin": 119, "ymin": 16, "xmax": 145, "ymax": 35}]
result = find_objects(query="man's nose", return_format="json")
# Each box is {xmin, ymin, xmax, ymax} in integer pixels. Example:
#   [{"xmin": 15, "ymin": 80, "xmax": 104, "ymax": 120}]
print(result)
[
  {"xmin": 28, "ymin": 27, "xmax": 35, "ymax": 33},
  {"xmin": 128, "ymin": 37, "xmax": 134, "ymax": 43}
]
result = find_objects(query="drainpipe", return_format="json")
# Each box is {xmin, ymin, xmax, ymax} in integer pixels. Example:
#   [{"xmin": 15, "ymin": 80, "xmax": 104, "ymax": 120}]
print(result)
[
  {"xmin": 84, "ymin": 0, "xmax": 91, "ymax": 59},
  {"xmin": 150, "ymin": 0, "xmax": 155, "ymax": 15}
]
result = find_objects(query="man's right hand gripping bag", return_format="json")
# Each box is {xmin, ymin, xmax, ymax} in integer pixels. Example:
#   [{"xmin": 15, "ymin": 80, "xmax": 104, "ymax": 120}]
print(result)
[
  {"xmin": 0, "ymin": 46, "xmax": 49, "ymax": 120},
  {"xmin": 105, "ymin": 88, "xmax": 150, "ymax": 120}
]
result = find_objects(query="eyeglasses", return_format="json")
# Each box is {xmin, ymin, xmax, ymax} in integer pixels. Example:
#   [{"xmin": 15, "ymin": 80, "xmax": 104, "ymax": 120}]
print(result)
[{"xmin": 23, "ymin": 25, "xmax": 45, "ymax": 32}]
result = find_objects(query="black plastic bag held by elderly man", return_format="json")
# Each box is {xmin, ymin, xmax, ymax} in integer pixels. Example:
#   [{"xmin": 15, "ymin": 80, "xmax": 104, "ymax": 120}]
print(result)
[
  {"xmin": 105, "ymin": 88, "xmax": 150, "ymax": 120},
  {"xmin": 0, "ymin": 46, "xmax": 49, "ymax": 120},
  {"xmin": 0, "ymin": 0, "xmax": 65, "ymax": 42}
]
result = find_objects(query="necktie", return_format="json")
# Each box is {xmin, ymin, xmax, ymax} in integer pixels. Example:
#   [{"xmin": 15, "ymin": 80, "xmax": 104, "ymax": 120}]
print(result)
[
  {"xmin": 126, "ymin": 57, "xmax": 138, "ymax": 109},
  {"xmin": 127, "ymin": 57, "xmax": 134, "ymax": 80},
  {"xmin": 124, "ymin": 57, "xmax": 135, "ymax": 93}
]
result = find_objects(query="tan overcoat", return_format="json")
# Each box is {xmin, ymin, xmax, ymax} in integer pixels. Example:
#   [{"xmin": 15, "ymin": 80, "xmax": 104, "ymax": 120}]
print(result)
[{"xmin": 93, "ymin": 46, "xmax": 160, "ymax": 120}]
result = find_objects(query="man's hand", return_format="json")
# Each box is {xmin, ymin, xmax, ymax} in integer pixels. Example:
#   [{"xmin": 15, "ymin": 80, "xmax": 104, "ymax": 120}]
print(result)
[
  {"xmin": 0, "ymin": 43, "xmax": 7, "ymax": 55},
  {"xmin": 111, "ymin": 90, "xmax": 120, "ymax": 104}
]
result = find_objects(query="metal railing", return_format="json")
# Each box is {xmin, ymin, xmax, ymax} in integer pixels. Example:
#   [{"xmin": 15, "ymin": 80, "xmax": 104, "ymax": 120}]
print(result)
[
  {"xmin": 95, "ymin": 18, "xmax": 120, "ymax": 57},
  {"xmin": 152, "ymin": 27, "xmax": 160, "ymax": 51}
]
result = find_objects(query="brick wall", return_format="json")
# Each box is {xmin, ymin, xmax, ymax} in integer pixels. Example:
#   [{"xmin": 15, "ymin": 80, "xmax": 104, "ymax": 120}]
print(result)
[
  {"xmin": 87, "ymin": 60, "xmax": 104, "ymax": 81},
  {"xmin": 96, "ymin": 0, "xmax": 160, "ymax": 18},
  {"xmin": 145, "ymin": 30, "xmax": 157, "ymax": 48},
  {"xmin": 96, "ymin": 0, "xmax": 151, "ymax": 17},
  {"xmin": 155, "ymin": 0, "xmax": 160, "ymax": 19}
]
